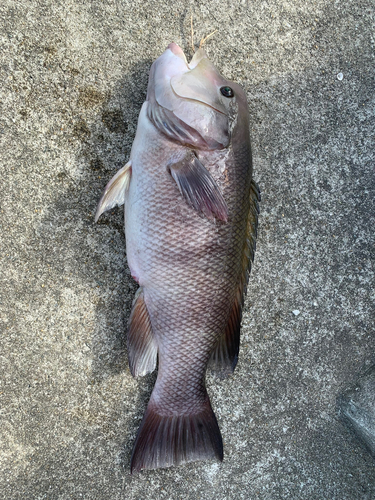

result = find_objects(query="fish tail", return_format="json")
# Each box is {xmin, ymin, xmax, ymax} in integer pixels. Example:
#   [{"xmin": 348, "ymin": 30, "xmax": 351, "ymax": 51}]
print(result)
[{"xmin": 130, "ymin": 395, "xmax": 223, "ymax": 473}]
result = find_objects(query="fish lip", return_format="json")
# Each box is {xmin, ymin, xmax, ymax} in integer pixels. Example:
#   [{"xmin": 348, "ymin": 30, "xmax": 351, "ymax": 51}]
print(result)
[
  {"xmin": 167, "ymin": 43, "xmax": 208, "ymax": 70},
  {"xmin": 167, "ymin": 43, "xmax": 188, "ymax": 66},
  {"xmin": 188, "ymin": 48, "xmax": 207, "ymax": 69}
]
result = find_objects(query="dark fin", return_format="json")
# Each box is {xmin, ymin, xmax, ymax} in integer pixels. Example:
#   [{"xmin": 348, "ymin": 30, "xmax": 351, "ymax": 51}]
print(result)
[
  {"xmin": 209, "ymin": 298, "xmax": 241, "ymax": 378},
  {"xmin": 130, "ymin": 397, "xmax": 223, "ymax": 473},
  {"xmin": 169, "ymin": 152, "xmax": 228, "ymax": 222},
  {"xmin": 95, "ymin": 161, "xmax": 131, "ymax": 222},
  {"xmin": 209, "ymin": 180, "xmax": 261, "ymax": 376},
  {"xmin": 127, "ymin": 287, "xmax": 157, "ymax": 378}
]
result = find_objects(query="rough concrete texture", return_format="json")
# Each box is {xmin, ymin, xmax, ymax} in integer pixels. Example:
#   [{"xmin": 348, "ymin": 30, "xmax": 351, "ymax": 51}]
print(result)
[{"xmin": 1, "ymin": 0, "xmax": 374, "ymax": 498}]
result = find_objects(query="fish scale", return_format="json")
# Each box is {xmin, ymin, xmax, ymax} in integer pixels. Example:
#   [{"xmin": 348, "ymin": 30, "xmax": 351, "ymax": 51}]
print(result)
[{"xmin": 95, "ymin": 43, "xmax": 260, "ymax": 472}]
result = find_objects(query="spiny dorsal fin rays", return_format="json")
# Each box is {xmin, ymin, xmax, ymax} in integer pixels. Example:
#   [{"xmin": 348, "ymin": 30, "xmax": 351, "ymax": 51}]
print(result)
[{"xmin": 95, "ymin": 161, "xmax": 131, "ymax": 222}]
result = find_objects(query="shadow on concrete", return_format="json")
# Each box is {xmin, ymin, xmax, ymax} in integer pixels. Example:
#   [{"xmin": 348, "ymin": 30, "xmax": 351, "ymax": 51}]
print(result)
[{"xmin": 39, "ymin": 59, "xmax": 153, "ymax": 382}]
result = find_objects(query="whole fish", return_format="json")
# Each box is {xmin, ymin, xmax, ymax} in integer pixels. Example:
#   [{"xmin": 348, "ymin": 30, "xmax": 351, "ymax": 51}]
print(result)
[{"xmin": 96, "ymin": 42, "xmax": 260, "ymax": 472}]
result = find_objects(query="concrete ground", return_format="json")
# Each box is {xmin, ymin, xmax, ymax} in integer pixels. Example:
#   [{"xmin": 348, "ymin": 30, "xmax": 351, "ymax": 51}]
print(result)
[{"xmin": 1, "ymin": 0, "xmax": 374, "ymax": 498}]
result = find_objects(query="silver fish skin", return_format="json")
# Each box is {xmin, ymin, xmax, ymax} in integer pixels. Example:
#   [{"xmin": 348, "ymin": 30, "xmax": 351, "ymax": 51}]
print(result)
[{"xmin": 96, "ymin": 42, "xmax": 260, "ymax": 473}]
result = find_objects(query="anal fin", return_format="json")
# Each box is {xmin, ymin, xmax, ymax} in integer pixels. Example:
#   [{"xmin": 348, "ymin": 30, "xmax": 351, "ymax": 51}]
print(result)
[
  {"xmin": 209, "ymin": 179, "xmax": 261, "ymax": 376},
  {"xmin": 127, "ymin": 287, "xmax": 157, "ymax": 377}
]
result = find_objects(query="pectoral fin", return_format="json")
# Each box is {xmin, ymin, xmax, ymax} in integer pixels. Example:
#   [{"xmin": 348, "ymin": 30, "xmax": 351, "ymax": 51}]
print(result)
[
  {"xmin": 169, "ymin": 152, "xmax": 228, "ymax": 222},
  {"xmin": 95, "ymin": 161, "xmax": 132, "ymax": 222}
]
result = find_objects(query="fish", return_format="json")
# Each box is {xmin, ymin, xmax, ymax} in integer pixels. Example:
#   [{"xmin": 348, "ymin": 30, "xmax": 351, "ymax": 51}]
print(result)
[{"xmin": 95, "ymin": 42, "xmax": 260, "ymax": 473}]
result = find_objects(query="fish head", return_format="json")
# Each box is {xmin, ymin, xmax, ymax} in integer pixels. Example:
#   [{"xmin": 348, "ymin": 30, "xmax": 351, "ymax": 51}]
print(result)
[{"xmin": 146, "ymin": 43, "xmax": 249, "ymax": 150}]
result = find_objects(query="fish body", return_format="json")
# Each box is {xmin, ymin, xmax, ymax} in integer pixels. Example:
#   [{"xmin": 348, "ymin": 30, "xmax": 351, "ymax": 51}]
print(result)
[{"xmin": 96, "ymin": 43, "xmax": 260, "ymax": 472}]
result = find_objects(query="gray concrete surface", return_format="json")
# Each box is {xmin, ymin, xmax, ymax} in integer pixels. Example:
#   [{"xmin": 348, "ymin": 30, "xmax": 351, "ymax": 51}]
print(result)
[{"xmin": 1, "ymin": 0, "xmax": 374, "ymax": 498}]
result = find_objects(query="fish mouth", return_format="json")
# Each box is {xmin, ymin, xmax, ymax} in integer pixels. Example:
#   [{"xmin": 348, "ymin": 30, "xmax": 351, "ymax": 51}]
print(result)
[
  {"xmin": 167, "ymin": 43, "xmax": 208, "ymax": 70},
  {"xmin": 188, "ymin": 48, "xmax": 207, "ymax": 69},
  {"xmin": 167, "ymin": 43, "xmax": 189, "ymax": 66}
]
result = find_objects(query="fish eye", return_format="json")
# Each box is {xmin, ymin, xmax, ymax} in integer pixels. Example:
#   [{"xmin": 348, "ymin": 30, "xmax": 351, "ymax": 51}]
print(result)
[{"xmin": 220, "ymin": 86, "xmax": 234, "ymax": 98}]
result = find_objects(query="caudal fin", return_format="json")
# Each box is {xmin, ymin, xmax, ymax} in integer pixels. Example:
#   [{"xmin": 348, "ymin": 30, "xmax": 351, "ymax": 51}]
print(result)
[{"xmin": 130, "ymin": 397, "xmax": 223, "ymax": 473}]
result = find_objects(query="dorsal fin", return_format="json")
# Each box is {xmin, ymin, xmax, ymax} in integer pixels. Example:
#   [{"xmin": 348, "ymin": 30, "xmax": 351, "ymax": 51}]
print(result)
[{"xmin": 209, "ymin": 180, "xmax": 261, "ymax": 376}]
